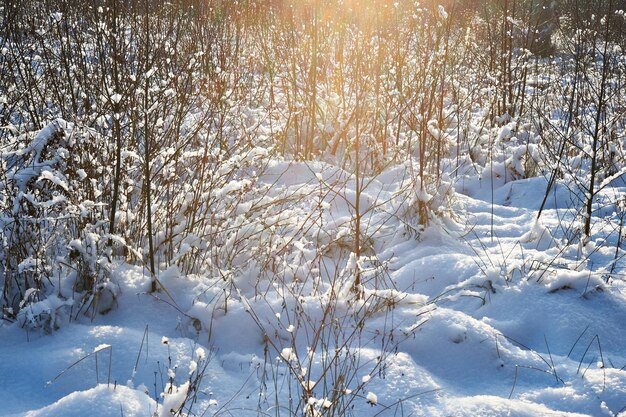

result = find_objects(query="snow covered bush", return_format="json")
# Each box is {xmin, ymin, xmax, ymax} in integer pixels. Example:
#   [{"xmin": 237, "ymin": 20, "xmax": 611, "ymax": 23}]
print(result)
[
  {"xmin": 0, "ymin": 0, "xmax": 253, "ymax": 313},
  {"xmin": 233, "ymin": 249, "xmax": 412, "ymax": 417},
  {"xmin": 157, "ymin": 344, "xmax": 210, "ymax": 417},
  {"xmin": 0, "ymin": 119, "xmax": 115, "ymax": 328}
]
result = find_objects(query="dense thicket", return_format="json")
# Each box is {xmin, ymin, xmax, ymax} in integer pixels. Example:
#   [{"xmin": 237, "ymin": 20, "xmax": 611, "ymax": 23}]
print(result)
[{"xmin": 1, "ymin": 0, "xmax": 625, "ymax": 331}]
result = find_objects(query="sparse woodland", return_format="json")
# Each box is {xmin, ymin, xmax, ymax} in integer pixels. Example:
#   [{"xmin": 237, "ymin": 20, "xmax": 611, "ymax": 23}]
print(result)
[{"xmin": 1, "ymin": 1, "xmax": 626, "ymax": 416}]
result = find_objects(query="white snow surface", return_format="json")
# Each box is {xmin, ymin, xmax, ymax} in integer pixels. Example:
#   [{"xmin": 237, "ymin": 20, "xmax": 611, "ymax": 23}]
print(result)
[{"xmin": 1, "ymin": 160, "xmax": 626, "ymax": 417}]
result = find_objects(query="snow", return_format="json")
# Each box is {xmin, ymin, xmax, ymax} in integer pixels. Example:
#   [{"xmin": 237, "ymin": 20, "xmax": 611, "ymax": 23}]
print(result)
[
  {"xmin": 19, "ymin": 385, "xmax": 156, "ymax": 417},
  {"xmin": 438, "ymin": 5, "xmax": 448, "ymax": 20},
  {"xmin": 2, "ymin": 7, "xmax": 626, "ymax": 416},
  {"xmin": 93, "ymin": 344, "xmax": 111, "ymax": 353},
  {"xmin": 1, "ymin": 164, "xmax": 625, "ymax": 417},
  {"xmin": 37, "ymin": 169, "xmax": 69, "ymax": 191},
  {"xmin": 160, "ymin": 381, "xmax": 190, "ymax": 417}
]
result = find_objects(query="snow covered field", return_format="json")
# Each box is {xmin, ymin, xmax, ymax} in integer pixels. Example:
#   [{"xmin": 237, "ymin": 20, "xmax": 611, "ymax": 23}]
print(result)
[
  {"xmin": 2, "ymin": 160, "xmax": 625, "ymax": 417},
  {"xmin": 2, "ymin": 1, "xmax": 626, "ymax": 416}
]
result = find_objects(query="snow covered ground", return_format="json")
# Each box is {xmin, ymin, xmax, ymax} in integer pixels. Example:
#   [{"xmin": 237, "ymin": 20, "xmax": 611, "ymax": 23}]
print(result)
[{"xmin": 1, "ymin": 161, "xmax": 626, "ymax": 417}]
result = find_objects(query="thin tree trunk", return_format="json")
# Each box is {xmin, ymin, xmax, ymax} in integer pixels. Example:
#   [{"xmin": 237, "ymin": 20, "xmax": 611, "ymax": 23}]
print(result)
[{"xmin": 584, "ymin": 1, "xmax": 613, "ymax": 238}]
